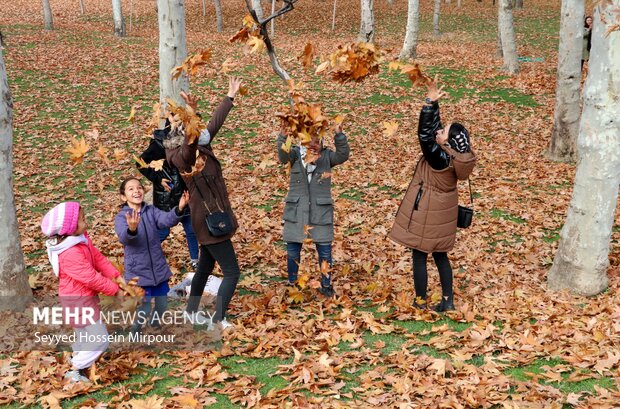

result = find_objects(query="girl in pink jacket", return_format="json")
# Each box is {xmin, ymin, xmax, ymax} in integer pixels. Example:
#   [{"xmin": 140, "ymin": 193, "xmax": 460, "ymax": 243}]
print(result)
[{"xmin": 42, "ymin": 201, "xmax": 121, "ymax": 383}]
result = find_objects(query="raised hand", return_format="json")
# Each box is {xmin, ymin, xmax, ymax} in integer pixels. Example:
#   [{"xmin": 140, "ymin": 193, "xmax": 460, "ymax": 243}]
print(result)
[
  {"xmin": 125, "ymin": 209, "xmax": 140, "ymax": 232},
  {"xmin": 180, "ymin": 91, "xmax": 199, "ymax": 111},
  {"xmin": 179, "ymin": 191, "xmax": 190, "ymax": 211},
  {"xmin": 426, "ymin": 74, "xmax": 446, "ymax": 102},
  {"xmin": 161, "ymin": 178, "xmax": 172, "ymax": 192},
  {"xmin": 227, "ymin": 77, "xmax": 243, "ymax": 98},
  {"xmin": 333, "ymin": 122, "xmax": 343, "ymax": 134}
]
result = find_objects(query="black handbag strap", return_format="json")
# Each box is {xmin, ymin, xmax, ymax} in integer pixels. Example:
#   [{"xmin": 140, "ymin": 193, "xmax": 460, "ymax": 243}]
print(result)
[
  {"xmin": 465, "ymin": 178, "xmax": 474, "ymax": 208},
  {"xmin": 193, "ymin": 175, "xmax": 223, "ymax": 214}
]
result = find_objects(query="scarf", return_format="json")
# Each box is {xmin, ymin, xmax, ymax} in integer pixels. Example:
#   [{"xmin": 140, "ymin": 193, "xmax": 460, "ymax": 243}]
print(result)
[
  {"xmin": 299, "ymin": 145, "xmax": 317, "ymax": 183},
  {"xmin": 46, "ymin": 234, "xmax": 88, "ymax": 277}
]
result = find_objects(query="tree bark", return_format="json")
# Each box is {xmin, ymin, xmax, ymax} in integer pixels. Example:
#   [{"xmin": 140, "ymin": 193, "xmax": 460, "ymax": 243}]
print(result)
[
  {"xmin": 332, "ymin": 0, "xmax": 337, "ymax": 31},
  {"xmin": 0, "ymin": 50, "xmax": 33, "ymax": 312},
  {"xmin": 548, "ymin": 2, "xmax": 620, "ymax": 296},
  {"xmin": 496, "ymin": 24, "xmax": 503, "ymax": 57},
  {"xmin": 214, "ymin": 0, "xmax": 223, "ymax": 32},
  {"xmin": 158, "ymin": 0, "xmax": 189, "ymax": 108},
  {"xmin": 457, "ymin": 0, "xmax": 461, "ymax": 7},
  {"xmin": 270, "ymin": 0, "xmax": 275, "ymax": 37},
  {"xmin": 358, "ymin": 0, "xmax": 375, "ymax": 43},
  {"xmin": 112, "ymin": 0, "xmax": 126, "ymax": 37},
  {"xmin": 202, "ymin": 0, "xmax": 207, "ymax": 17},
  {"xmin": 42, "ymin": 0, "xmax": 54, "ymax": 30},
  {"xmin": 252, "ymin": 0, "xmax": 264, "ymax": 20},
  {"xmin": 80, "ymin": 0, "xmax": 85, "ymax": 15},
  {"xmin": 515, "ymin": 0, "xmax": 523, "ymax": 8},
  {"xmin": 498, "ymin": 0, "xmax": 519, "ymax": 74},
  {"xmin": 433, "ymin": 0, "xmax": 441, "ymax": 36},
  {"xmin": 399, "ymin": 0, "xmax": 420, "ymax": 60},
  {"xmin": 548, "ymin": 0, "xmax": 584, "ymax": 162}
]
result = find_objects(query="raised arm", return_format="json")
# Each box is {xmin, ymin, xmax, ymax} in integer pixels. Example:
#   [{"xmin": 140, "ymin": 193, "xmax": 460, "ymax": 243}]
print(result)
[
  {"xmin": 418, "ymin": 78, "xmax": 450, "ymax": 170},
  {"xmin": 328, "ymin": 123, "xmax": 350, "ymax": 167}
]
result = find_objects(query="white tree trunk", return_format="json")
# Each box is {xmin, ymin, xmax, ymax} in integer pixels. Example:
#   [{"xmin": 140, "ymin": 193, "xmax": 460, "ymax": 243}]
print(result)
[
  {"xmin": 548, "ymin": 2, "xmax": 620, "ymax": 296},
  {"xmin": 270, "ymin": 0, "xmax": 275, "ymax": 37},
  {"xmin": 358, "ymin": 0, "xmax": 375, "ymax": 43},
  {"xmin": 214, "ymin": 0, "xmax": 223, "ymax": 32},
  {"xmin": 387, "ymin": 0, "xmax": 394, "ymax": 5},
  {"xmin": 399, "ymin": 0, "xmax": 420, "ymax": 60},
  {"xmin": 112, "ymin": 0, "xmax": 126, "ymax": 37},
  {"xmin": 548, "ymin": 0, "xmax": 584, "ymax": 162},
  {"xmin": 0, "ymin": 50, "xmax": 33, "ymax": 311},
  {"xmin": 42, "ymin": 0, "xmax": 53, "ymax": 30},
  {"xmin": 202, "ymin": 0, "xmax": 206, "ymax": 16},
  {"xmin": 496, "ymin": 24, "xmax": 503, "ymax": 57},
  {"xmin": 332, "ymin": 0, "xmax": 337, "ymax": 31},
  {"xmin": 252, "ymin": 0, "xmax": 264, "ymax": 20},
  {"xmin": 457, "ymin": 0, "xmax": 461, "ymax": 7},
  {"xmin": 158, "ymin": 0, "xmax": 189, "ymax": 108},
  {"xmin": 433, "ymin": 0, "xmax": 441, "ymax": 36},
  {"xmin": 80, "ymin": 0, "xmax": 85, "ymax": 15},
  {"xmin": 498, "ymin": 0, "xmax": 519, "ymax": 74}
]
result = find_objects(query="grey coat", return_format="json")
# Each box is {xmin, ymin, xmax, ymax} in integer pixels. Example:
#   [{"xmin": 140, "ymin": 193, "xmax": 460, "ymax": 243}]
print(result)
[{"xmin": 277, "ymin": 133, "xmax": 350, "ymax": 243}]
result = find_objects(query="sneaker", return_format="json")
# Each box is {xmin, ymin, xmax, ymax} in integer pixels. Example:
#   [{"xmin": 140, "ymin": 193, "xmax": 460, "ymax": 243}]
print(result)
[
  {"xmin": 318, "ymin": 285, "xmax": 336, "ymax": 298},
  {"xmin": 184, "ymin": 311, "xmax": 212, "ymax": 326},
  {"xmin": 190, "ymin": 259, "xmax": 199, "ymax": 272},
  {"xmin": 64, "ymin": 369, "xmax": 90, "ymax": 383},
  {"xmin": 218, "ymin": 319, "xmax": 234, "ymax": 331}
]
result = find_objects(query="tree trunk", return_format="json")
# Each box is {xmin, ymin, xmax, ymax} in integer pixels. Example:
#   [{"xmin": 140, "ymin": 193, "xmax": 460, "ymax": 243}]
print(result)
[
  {"xmin": 498, "ymin": 0, "xmax": 519, "ymax": 74},
  {"xmin": 252, "ymin": 0, "xmax": 264, "ymax": 20},
  {"xmin": 358, "ymin": 0, "xmax": 375, "ymax": 43},
  {"xmin": 515, "ymin": 0, "xmax": 523, "ymax": 8},
  {"xmin": 202, "ymin": 0, "xmax": 206, "ymax": 16},
  {"xmin": 332, "ymin": 0, "xmax": 337, "ymax": 31},
  {"xmin": 387, "ymin": 0, "xmax": 394, "ymax": 5},
  {"xmin": 158, "ymin": 0, "xmax": 189, "ymax": 108},
  {"xmin": 548, "ymin": 0, "xmax": 584, "ymax": 162},
  {"xmin": 0, "ymin": 50, "xmax": 33, "ymax": 312},
  {"xmin": 80, "ymin": 0, "xmax": 85, "ymax": 15},
  {"xmin": 214, "ymin": 0, "xmax": 223, "ymax": 32},
  {"xmin": 433, "ymin": 0, "xmax": 441, "ymax": 36},
  {"xmin": 42, "ymin": 0, "xmax": 53, "ymax": 30},
  {"xmin": 496, "ymin": 24, "xmax": 503, "ymax": 57},
  {"xmin": 547, "ymin": 2, "xmax": 620, "ymax": 296},
  {"xmin": 270, "ymin": 0, "xmax": 275, "ymax": 37},
  {"xmin": 112, "ymin": 0, "xmax": 126, "ymax": 37},
  {"xmin": 129, "ymin": 0, "xmax": 134, "ymax": 32},
  {"xmin": 399, "ymin": 0, "xmax": 420, "ymax": 60},
  {"xmin": 457, "ymin": 0, "xmax": 461, "ymax": 7}
]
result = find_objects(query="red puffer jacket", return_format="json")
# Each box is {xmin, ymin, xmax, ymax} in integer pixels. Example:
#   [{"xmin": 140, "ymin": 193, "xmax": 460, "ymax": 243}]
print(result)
[{"xmin": 58, "ymin": 233, "xmax": 120, "ymax": 328}]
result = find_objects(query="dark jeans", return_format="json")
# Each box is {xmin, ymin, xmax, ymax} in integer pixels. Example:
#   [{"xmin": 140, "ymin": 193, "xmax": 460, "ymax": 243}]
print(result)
[
  {"xmin": 412, "ymin": 249, "xmax": 453, "ymax": 300},
  {"xmin": 186, "ymin": 239, "xmax": 240, "ymax": 322},
  {"xmin": 158, "ymin": 213, "xmax": 199, "ymax": 260},
  {"xmin": 287, "ymin": 242, "xmax": 332, "ymax": 287}
]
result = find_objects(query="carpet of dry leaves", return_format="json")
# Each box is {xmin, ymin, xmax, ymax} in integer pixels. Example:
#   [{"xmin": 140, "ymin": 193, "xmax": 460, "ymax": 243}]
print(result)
[{"xmin": 2, "ymin": 0, "xmax": 620, "ymax": 408}]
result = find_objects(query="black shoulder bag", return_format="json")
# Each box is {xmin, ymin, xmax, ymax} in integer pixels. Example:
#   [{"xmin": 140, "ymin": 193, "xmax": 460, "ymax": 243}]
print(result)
[
  {"xmin": 194, "ymin": 175, "xmax": 234, "ymax": 237},
  {"xmin": 457, "ymin": 179, "xmax": 474, "ymax": 229}
]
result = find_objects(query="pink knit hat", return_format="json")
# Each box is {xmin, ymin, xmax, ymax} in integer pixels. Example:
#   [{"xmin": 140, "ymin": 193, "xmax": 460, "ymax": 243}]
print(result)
[{"xmin": 41, "ymin": 202, "xmax": 81, "ymax": 237}]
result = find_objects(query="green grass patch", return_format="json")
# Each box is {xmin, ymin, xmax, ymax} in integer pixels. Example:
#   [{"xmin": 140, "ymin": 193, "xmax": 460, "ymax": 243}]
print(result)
[
  {"xmin": 219, "ymin": 356, "xmax": 290, "ymax": 395},
  {"xmin": 489, "ymin": 208, "xmax": 527, "ymax": 224}
]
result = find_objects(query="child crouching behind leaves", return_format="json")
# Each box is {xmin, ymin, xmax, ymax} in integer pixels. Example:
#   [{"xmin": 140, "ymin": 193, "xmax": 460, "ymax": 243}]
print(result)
[
  {"xmin": 42, "ymin": 201, "xmax": 123, "ymax": 383},
  {"xmin": 276, "ymin": 121, "xmax": 350, "ymax": 297},
  {"xmin": 114, "ymin": 176, "xmax": 189, "ymax": 334}
]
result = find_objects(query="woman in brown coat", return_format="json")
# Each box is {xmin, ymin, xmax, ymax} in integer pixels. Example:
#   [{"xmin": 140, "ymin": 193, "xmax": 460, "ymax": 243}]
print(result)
[
  {"xmin": 389, "ymin": 79, "xmax": 476, "ymax": 312},
  {"xmin": 165, "ymin": 77, "xmax": 242, "ymax": 329}
]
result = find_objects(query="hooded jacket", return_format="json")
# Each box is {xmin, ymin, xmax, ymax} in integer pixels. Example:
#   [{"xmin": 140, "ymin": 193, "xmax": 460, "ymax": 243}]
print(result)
[
  {"xmin": 138, "ymin": 128, "xmax": 188, "ymax": 212},
  {"xmin": 389, "ymin": 102, "xmax": 477, "ymax": 253},
  {"xmin": 114, "ymin": 203, "xmax": 181, "ymax": 286},
  {"xmin": 165, "ymin": 96, "xmax": 238, "ymax": 246}
]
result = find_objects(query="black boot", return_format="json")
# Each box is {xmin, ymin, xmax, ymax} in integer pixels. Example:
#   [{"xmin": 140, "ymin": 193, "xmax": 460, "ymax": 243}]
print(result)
[
  {"xmin": 412, "ymin": 296, "xmax": 427, "ymax": 310},
  {"xmin": 318, "ymin": 285, "xmax": 336, "ymax": 298},
  {"xmin": 433, "ymin": 296, "xmax": 455, "ymax": 312}
]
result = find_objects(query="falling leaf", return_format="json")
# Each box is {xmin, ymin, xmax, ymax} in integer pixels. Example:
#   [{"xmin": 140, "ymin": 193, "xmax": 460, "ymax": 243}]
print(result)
[
  {"xmin": 171, "ymin": 49, "xmax": 212, "ymax": 80},
  {"xmin": 66, "ymin": 137, "xmax": 89, "ymax": 164},
  {"xmin": 298, "ymin": 43, "xmax": 315, "ymax": 69},
  {"xmin": 148, "ymin": 159, "xmax": 165, "ymax": 171},
  {"xmin": 333, "ymin": 114, "xmax": 346, "ymax": 125},
  {"xmin": 316, "ymin": 42, "xmax": 385, "ymax": 82},
  {"xmin": 134, "ymin": 155, "xmax": 148, "ymax": 169},
  {"xmin": 239, "ymin": 85, "xmax": 249, "ymax": 96},
  {"xmin": 96, "ymin": 146, "xmax": 110, "ymax": 165},
  {"xmin": 247, "ymin": 36, "xmax": 265, "ymax": 54},
  {"xmin": 220, "ymin": 58, "xmax": 238, "ymax": 73},
  {"xmin": 383, "ymin": 121, "xmax": 399, "ymax": 137},
  {"xmin": 114, "ymin": 148, "xmax": 128, "ymax": 161},
  {"xmin": 127, "ymin": 106, "xmax": 137, "ymax": 123}
]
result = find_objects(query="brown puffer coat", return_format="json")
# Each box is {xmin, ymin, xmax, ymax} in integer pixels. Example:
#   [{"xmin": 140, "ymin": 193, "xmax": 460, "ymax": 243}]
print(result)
[
  {"xmin": 165, "ymin": 97, "xmax": 238, "ymax": 246},
  {"xmin": 388, "ymin": 102, "xmax": 476, "ymax": 253}
]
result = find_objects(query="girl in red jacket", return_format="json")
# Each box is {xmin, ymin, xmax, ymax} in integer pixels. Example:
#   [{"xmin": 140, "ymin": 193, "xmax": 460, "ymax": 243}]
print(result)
[{"xmin": 42, "ymin": 201, "xmax": 122, "ymax": 383}]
